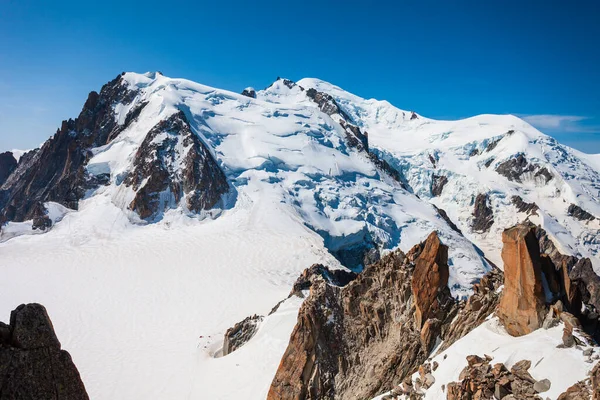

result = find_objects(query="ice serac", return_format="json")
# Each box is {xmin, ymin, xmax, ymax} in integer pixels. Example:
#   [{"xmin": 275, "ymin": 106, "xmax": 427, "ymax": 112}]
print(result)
[
  {"xmin": 0, "ymin": 303, "xmax": 89, "ymax": 399},
  {"xmin": 267, "ymin": 233, "xmax": 459, "ymax": 400},
  {"xmin": 497, "ymin": 223, "xmax": 547, "ymax": 336},
  {"xmin": 124, "ymin": 111, "xmax": 228, "ymax": 220},
  {"xmin": 0, "ymin": 73, "xmax": 141, "ymax": 223}
]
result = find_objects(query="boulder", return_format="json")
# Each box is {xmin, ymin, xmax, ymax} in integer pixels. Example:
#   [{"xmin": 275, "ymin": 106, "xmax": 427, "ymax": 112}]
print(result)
[
  {"xmin": 222, "ymin": 314, "xmax": 263, "ymax": 356},
  {"xmin": 497, "ymin": 223, "xmax": 547, "ymax": 336}
]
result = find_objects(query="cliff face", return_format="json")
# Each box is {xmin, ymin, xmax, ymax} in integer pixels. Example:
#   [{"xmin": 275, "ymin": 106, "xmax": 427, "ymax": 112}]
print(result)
[
  {"xmin": 267, "ymin": 232, "xmax": 494, "ymax": 400},
  {"xmin": 0, "ymin": 74, "xmax": 140, "ymax": 224},
  {"xmin": 497, "ymin": 224, "xmax": 547, "ymax": 336},
  {"xmin": 0, "ymin": 303, "xmax": 89, "ymax": 400}
]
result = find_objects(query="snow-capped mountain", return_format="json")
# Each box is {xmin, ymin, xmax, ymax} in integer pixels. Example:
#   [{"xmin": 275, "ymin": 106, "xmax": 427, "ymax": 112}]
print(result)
[{"xmin": 0, "ymin": 72, "xmax": 599, "ymax": 400}]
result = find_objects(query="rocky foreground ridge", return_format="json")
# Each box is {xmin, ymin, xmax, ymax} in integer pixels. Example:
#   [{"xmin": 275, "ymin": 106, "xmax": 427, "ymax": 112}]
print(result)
[
  {"xmin": 233, "ymin": 221, "xmax": 600, "ymax": 400},
  {"xmin": 0, "ymin": 303, "xmax": 88, "ymax": 399}
]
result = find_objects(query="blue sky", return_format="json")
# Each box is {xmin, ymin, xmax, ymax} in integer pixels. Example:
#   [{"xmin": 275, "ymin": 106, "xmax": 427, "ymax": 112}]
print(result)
[{"xmin": 1, "ymin": 0, "xmax": 599, "ymax": 152}]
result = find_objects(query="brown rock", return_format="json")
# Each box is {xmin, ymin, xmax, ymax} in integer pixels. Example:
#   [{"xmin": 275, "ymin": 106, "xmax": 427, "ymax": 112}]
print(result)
[
  {"xmin": 411, "ymin": 231, "xmax": 450, "ymax": 329},
  {"xmin": 268, "ymin": 233, "xmax": 457, "ymax": 400},
  {"xmin": 497, "ymin": 223, "xmax": 547, "ymax": 336}
]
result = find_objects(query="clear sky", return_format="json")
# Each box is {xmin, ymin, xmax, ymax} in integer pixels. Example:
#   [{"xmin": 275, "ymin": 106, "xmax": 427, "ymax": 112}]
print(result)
[{"xmin": 1, "ymin": 0, "xmax": 599, "ymax": 152}]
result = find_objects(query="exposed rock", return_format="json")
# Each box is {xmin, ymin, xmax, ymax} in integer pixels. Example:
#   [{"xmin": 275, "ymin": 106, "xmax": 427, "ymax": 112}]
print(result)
[
  {"xmin": 511, "ymin": 195, "xmax": 539, "ymax": 215},
  {"xmin": 428, "ymin": 154, "xmax": 437, "ymax": 167},
  {"xmin": 222, "ymin": 314, "xmax": 263, "ymax": 356},
  {"xmin": 472, "ymin": 193, "xmax": 494, "ymax": 233},
  {"xmin": 446, "ymin": 356, "xmax": 543, "ymax": 400},
  {"xmin": 0, "ymin": 303, "xmax": 89, "ymax": 399},
  {"xmin": 433, "ymin": 205, "xmax": 462, "ymax": 234},
  {"xmin": 497, "ymin": 223, "xmax": 547, "ymax": 336},
  {"xmin": 267, "ymin": 232, "xmax": 459, "ymax": 400},
  {"xmin": 339, "ymin": 119, "xmax": 369, "ymax": 152},
  {"xmin": 534, "ymin": 226, "xmax": 582, "ymax": 314},
  {"xmin": 306, "ymin": 88, "xmax": 351, "ymax": 121},
  {"xmin": 241, "ymin": 87, "xmax": 256, "ymax": 98},
  {"xmin": 410, "ymin": 111, "xmax": 418, "ymax": 120},
  {"xmin": 282, "ymin": 78, "xmax": 296, "ymax": 89},
  {"xmin": 0, "ymin": 151, "xmax": 17, "ymax": 186},
  {"xmin": 496, "ymin": 154, "xmax": 536, "ymax": 182},
  {"xmin": 558, "ymin": 380, "xmax": 592, "ymax": 400},
  {"xmin": 366, "ymin": 152, "xmax": 406, "ymax": 187},
  {"xmin": 431, "ymin": 174, "xmax": 448, "ymax": 197},
  {"xmin": 438, "ymin": 267, "xmax": 503, "ymax": 353},
  {"xmin": 0, "ymin": 73, "xmax": 142, "ymax": 224},
  {"xmin": 484, "ymin": 157, "xmax": 495, "ymax": 168},
  {"xmin": 485, "ymin": 137, "xmax": 501, "ymax": 152},
  {"xmin": 124, "ymin": 111, "xmax": 228, "ymax": 219},
  {"xmin": 568, "ymin": 204, "xmax": 596, "ymax": 221},
  {"xmin": 535, "ymin": 167, "xmax": 553, "ymax": 183},
  {"xmin": 31, "ymin": 202, "xmax": 52, "ymax": 231},
  {"xmin": 469, "ymin": 148, "xmax": 480, "ymax": 157},
  {"xmin": 289, "ymin": 264, "xmax": 357, "ymax": 296},
  {"xmin": 412, "ymin": 232, "xmax": 450, "ymax": 329},
  {"xmin": 591, "ymin": 362, "xmax": 600, "ymax": 399}
]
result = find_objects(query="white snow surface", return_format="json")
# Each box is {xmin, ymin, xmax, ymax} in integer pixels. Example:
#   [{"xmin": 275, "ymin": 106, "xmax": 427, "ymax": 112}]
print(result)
[
  {"xmin": 1, "ymin": 72, "xmax": 599, "ymax": 399},
  {"xmin": 373, "ymin": 318, "xmax": 596, "ymax": 400}
]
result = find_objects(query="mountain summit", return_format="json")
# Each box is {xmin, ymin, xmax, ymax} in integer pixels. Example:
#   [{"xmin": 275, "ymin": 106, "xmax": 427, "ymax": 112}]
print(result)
[{"xmin": 1, "ymin": 72, "xmax": 599, "ymax": 399}]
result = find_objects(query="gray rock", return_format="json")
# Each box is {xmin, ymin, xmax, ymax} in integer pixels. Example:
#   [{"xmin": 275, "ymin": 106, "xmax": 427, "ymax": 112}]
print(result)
[
  {"xmin": 223, "ymin": 314, "xmax": 263, "ymax": 356},
  {"xmin": 533, "ymin": 378, "xmax": 551, "ymax": 393},
  {"xmin": 0, "ymin": 303, "xmax": 89, "ymax": 399},
  {"xmin": 583, "ymin": 348, "xmax": 593, "ymax": 357}
]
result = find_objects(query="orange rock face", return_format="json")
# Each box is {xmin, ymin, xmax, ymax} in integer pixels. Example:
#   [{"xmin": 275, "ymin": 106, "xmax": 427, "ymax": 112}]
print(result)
[
  {"xmin": 497, "ymin": 224, "xmax": 547, "ymax": 336},
  {"xmin": 411, "ymin": 231, "xmax": 450, "ymax": 329}
]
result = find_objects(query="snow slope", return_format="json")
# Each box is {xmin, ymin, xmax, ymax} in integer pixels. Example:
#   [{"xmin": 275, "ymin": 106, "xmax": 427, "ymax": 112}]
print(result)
[{"xmin": 373, "ymin": 317, "xmax": 596, "ymax": 400}]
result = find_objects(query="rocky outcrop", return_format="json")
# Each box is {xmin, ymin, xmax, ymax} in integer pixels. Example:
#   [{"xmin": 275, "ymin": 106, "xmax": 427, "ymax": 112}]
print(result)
[
  {"xmin": 338, "ymin": 120, "xmax": 369, "ymax": 152},
  {"xmin": 568, "ymin": 204, "xmax": 596, "ymax": 221},
  {"xmin": 497, "ymin": 223, "xmax": 547, "ymax": 336},
  {"xmin": 496, "ymin": 154, "xmax": 535, "ymax": 182},
  {"xmin": 433, "ymin": 205, "xmax": 462, "ymax": 234},
  {"xmin": 0, "ymin": 303, "xmax": 89, "ymax": 399},
  {"xmin": 438, "ymin": 268, "xmax": 503, "ymax": 353},
  {"xmin": 241, "ymin": 87, "xmax": 256, "ymax": 98},
  {"xmin": 431, "ymin": 174, "xmax": 448, "ymax": 197},
  {"xmin": 558, "ymin": 362, "xmax": 600, "ymax": 399},
  {"xmin": 268, "ymin": 232, "xmax": 460, "ymax": 400},
  {"xmin": 511, "ymin": 195, "xmax": 539, "ymax": 215},
  {"xmin": 124, "ymin": 111, "xmax": 228, "ymax": 220},
  {"xmin": 305, "ymin": 88, "xmax": 351, "ymax": 121},
  {"xmin": 0, "ymin": 151, "xmax": 17, "ymax": 186},
  {"xmin": 222, "ymin": 314, "xmax": 263, "ymax": 356},
  {"xmin": 31, "ymin": 202, "xmax": 52, "ymax": 231},
  {"xmin": 472, "ymin": 193, "xmax": 494, "ymax": 233},
  {"xmin": 411, "ymin": 232, "xmax": 450, "ymax": 329},
  {"xmin": 0, "ymin": 73, "xmax": 142, "ymax": 224},
  {"xmin": 446, "ymin": 356, "xmax": 549, "ymax": 400},
  {"xmin": 289, "ymin": 264, "xmax": 357, "ymax": 296}
]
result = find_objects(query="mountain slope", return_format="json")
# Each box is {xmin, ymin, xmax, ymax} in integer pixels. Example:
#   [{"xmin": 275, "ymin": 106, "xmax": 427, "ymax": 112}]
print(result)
[{"xmin": 0, "ymin": 72, "xmax": 598, "ymax": 400}]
